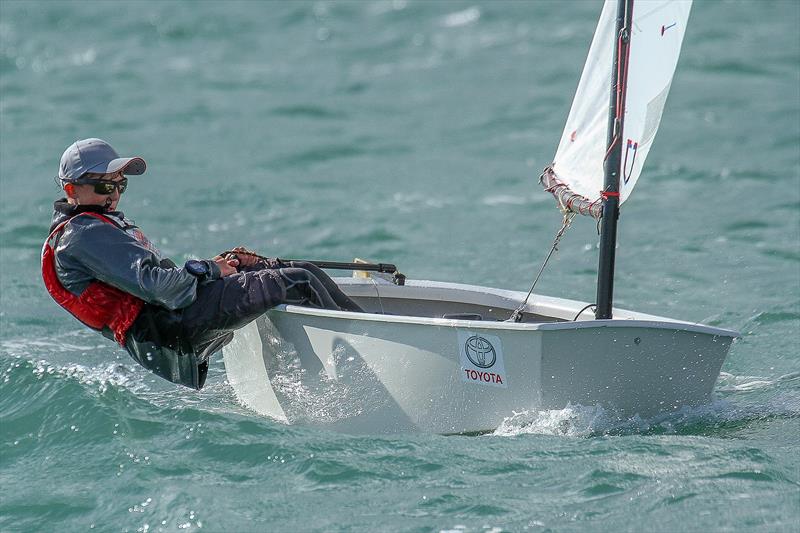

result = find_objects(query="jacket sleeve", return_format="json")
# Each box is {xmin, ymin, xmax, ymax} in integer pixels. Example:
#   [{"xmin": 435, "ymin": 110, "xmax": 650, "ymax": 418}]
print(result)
[{"xmin": 58, "ymin": 218, "xmax": 220, "ymax": 310}]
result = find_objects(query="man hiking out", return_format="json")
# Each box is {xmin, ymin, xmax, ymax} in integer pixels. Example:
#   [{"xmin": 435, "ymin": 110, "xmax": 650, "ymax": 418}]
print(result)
[{"xmin": 43, "ymin": 138, "xmax": 362, "ymax": 389}]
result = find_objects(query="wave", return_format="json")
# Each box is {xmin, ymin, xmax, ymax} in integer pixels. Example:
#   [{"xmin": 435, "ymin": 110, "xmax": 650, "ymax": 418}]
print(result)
[
  {"xmin": 0, "ymin": 335, "xmax": 248, "ymax": 418},
  {"xmin": 493, "ymin": 373, "xmax": 800, "ymax": 439}
]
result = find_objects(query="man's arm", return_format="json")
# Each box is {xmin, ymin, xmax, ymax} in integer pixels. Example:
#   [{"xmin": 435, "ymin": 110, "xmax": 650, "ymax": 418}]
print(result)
[{"xmin": 57, "ymin": 219, "xmax": 220, "ymax": 310}]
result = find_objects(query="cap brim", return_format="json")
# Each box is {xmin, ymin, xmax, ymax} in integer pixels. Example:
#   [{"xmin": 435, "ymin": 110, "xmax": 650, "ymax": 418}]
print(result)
[{"xmin": 87, "ymin": 157, "xmax": 146, "ymax": 176}]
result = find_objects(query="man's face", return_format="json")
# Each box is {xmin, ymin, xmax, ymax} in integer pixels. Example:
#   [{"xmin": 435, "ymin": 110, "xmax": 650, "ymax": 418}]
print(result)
[{"xmin": 67, "ymin": 171, "xmax": 126, "ymax": 211}]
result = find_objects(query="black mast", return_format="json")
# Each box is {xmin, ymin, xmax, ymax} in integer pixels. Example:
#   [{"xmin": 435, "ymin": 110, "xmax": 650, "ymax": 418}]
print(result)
[{"xmin": 595, "ymin": 0, "xmax": 633, "ymax": 320}]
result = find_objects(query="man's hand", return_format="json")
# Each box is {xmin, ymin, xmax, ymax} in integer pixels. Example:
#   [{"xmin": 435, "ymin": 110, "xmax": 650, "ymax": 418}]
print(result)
[
  {"xmin": 213, "ymin": 255, "xmax": 239, "ymax": 277},
  {"xmin": 226, "ymin": 246, "xmax": 261, "ymax": 268}
]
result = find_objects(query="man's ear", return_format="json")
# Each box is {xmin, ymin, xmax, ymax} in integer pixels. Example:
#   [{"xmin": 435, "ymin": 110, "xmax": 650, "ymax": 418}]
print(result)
[{"xmin": 64, "ymin": 183, "xmax": 76, "ymax": 197}]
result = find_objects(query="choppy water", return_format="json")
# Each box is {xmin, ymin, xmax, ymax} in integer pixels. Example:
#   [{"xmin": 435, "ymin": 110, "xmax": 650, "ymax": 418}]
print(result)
[{"xmin": 1, "ymin": 1, "xmax": 798, "ymax": 531}]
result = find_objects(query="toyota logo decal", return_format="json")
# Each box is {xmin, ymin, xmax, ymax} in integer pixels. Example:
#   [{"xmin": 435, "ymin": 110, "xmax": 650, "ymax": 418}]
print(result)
[{"xmin": 464, "ymin": 335, "xmax": 496, "ymax": 368}]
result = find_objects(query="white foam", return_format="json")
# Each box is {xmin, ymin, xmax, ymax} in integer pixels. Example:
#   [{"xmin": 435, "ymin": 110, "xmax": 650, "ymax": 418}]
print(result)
[
  {"xmin": 14, "ymin": 356, "xmax": 147, "ymax": 395},
  {"xmin": 442, "ymin": 7, "xmax": 481, "ymax": 28},
  {"xmin": 716, "ymin": 371, "xmax": 800, "ymax": 393},
  {"xmin": 493, "ymin": 404, "xmax": 635, "ymax": 438},
  {"xmin": 493, "ymin": 388, "xmax": 800, "ymax": 438}
]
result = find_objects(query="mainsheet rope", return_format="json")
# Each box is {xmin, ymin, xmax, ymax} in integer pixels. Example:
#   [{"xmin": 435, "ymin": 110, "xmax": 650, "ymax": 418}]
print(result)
[{"xmin": 507, "ymin": 210, "xmax": 576, "ymax": 323}]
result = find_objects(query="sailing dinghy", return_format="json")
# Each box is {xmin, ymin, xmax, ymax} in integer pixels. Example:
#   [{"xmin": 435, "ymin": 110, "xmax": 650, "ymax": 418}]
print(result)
[{"xmin": 222, "ymin": 0, "xmax": 738, "ymax": 434}]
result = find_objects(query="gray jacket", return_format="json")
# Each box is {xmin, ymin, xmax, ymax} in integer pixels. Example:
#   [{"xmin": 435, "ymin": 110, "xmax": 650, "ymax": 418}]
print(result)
[{"xmin": 50, "ymin": 199, "xmax": 220, "ymax": 309}]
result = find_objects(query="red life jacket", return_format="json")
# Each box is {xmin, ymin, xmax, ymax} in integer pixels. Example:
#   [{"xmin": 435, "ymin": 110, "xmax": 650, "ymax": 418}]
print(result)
[{"xmin": 41, "ymin": 212, "xmax": 144, "ymax": 346}]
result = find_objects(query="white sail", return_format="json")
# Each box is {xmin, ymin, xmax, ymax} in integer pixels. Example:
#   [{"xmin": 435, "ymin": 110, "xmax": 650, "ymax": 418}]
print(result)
[{"xmin": 551, "ymin": 0, "xmax": 692, "ymax": 206}]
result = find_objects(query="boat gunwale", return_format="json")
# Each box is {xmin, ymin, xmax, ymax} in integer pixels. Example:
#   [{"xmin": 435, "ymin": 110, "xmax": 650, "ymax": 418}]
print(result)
[
  {"xmin": 269, "ymin": 278, "xmax": 740, "ymax": 338},
  {"xmin": 270, "ymin": 305, "xmax": 738, "ymax": 338}
]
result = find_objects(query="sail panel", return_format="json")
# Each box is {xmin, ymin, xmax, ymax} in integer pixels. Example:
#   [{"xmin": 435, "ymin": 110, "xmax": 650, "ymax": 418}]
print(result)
[
  {"xmin": 550, "ymin": 0, "xmax": 692, "ymax": 208},
  {"xmin": 619, "ymin": 0, "xmax": 691, "ymax": 202},
  {"xmin": 551, "ymin": 0, "xmax": 616, "ymax": 203}
]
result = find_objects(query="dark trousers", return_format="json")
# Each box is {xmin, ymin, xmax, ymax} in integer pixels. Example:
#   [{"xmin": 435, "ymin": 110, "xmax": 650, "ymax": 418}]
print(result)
[{"xmin": 179, "ymin": 262, "xmax": 362, "ymax": 357}]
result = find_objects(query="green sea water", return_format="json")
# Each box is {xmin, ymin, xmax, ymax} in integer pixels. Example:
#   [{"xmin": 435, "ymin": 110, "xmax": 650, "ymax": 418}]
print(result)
[{"xmin": 1, "ymin": 1, "xmax": 798, "ymax": 531}]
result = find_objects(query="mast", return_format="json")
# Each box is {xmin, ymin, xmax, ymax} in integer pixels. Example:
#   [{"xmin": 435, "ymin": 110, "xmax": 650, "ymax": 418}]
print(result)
[{"xmin": 595, "ymin": 0, "xmax": 633, "ymax": 320}]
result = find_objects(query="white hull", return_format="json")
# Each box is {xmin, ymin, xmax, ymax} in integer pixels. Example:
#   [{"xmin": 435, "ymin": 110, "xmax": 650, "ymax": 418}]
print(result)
[{"xmin": 222, "ymin": 278, "xmax": 737, "ymax": 434}]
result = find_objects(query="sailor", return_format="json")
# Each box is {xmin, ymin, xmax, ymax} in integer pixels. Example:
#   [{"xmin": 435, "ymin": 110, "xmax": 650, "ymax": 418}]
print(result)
[{"xmin": 44, "ymin": 138, "xmax": 362, "ymax": 390}]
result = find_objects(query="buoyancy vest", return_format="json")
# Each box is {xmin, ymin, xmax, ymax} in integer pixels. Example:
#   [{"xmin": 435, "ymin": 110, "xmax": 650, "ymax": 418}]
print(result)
[{"xmin": 41, "ymin": 212, "xmax": 144, "ymax": 345}]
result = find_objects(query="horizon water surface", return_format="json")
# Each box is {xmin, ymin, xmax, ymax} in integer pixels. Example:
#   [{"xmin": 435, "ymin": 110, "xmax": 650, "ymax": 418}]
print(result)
[{"xmin": 0, "ymin": 1, "xmax": 798, "ymax": 532}]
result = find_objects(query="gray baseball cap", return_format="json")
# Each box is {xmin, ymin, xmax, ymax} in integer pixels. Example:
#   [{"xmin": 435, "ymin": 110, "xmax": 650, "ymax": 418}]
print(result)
[{"xmin": 58, "ymin": 138, "xmax": 146, "ymax": 183}]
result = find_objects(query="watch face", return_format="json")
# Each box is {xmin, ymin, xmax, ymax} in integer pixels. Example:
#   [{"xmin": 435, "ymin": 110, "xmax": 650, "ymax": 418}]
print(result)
[{"xmin": 186, "ymin": 260, "xmax": 209, "ymax": 277}]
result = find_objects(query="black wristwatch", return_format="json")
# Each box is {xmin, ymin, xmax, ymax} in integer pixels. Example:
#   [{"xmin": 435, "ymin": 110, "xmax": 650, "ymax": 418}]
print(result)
[{"xmin": 185, "ymin": 259, "xmax": 210, "ymax": 278}]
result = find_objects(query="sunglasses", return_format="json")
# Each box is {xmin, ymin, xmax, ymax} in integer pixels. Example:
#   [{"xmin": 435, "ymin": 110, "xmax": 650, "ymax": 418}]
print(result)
[{"xmin": 78, "ymin": 178, "xmax": 128, "ymax": 195}]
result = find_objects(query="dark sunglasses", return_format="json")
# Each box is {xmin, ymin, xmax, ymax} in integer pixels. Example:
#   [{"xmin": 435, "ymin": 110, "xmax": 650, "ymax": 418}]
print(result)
[{"xmin": 78, "ymin": 178, "xmax": 128, "ymax": 195}]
